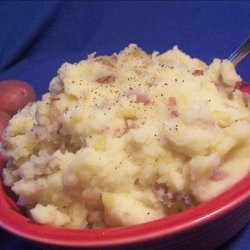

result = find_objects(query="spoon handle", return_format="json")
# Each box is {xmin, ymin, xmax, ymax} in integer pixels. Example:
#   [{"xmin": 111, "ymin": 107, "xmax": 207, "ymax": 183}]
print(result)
[{"xmin": 228, "ymin": 38, "xmax": 250, "ymax": 66}]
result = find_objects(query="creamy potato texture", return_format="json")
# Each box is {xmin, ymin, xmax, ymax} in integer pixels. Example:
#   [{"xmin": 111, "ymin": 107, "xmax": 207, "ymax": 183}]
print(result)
[{"xmin": 1, "ymin": 44, "xmax": 250, "ymax": 228}]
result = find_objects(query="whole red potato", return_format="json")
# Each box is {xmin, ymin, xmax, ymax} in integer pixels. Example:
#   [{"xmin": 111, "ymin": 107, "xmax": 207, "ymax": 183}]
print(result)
[
  {"xmin": 0, "ymin": 154, "xmax": 5, "ymax": 168},
  {"xmin": 0, "ymin": 110, "xmax": 11, "ymax": 168},
  {"xmin": 0, "ymin": 80, "xmax": 36, "ymax": 116},
  {"xmin": 0, "ymin": 110, "xmax": 11, "ymax": 141}
]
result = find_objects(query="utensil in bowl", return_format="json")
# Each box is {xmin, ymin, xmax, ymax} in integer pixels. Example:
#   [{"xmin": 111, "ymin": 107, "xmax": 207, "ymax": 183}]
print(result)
[{"xmin": 228, "ymin": 37, "xmax": 250, "ymax": 66}]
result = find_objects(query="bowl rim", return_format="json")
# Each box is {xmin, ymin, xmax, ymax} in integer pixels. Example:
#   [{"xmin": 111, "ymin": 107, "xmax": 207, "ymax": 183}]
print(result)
[{"xmin": 0, "ymin": 171, "xmax": 249, "ymax": 247}]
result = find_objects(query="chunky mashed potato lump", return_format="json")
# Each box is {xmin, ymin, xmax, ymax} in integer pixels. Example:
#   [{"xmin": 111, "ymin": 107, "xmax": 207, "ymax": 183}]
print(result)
[{"xmin": 1, "ymin": 44, "xmax": 250, "ymax": 228}]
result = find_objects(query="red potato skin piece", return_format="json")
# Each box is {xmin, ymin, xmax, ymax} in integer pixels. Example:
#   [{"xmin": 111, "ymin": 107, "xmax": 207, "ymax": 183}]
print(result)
[
  {"xmin": 192, "ymin": 70, "xmax": 204, "ymax": 76},
  {"xmin": 170, "ymin": 110, "xmax": 179, "ymax": 117},
  {"xmin": 127, "ymin": 90, "xmax": 150, "ymax": 105},
  {"xmin": 168, "ymin": 97, "xmax": 177, "ymax": 106},
  {"xmin": 0, "ymin": 111, "xmax": 11, "ymax": 141},
  {"xmin": 0, "ymin": 80, "xmax": 36, "ymax": 116},
  {"xmin": 167, "ymin": 97, "xmax": 180, "ymax": 117},
  {"xmin": 0, "ymin": 154, "xmax": 5, "ymax": 168},
  {"xmin": 135, "ymin": 93, "xmax": 150, "ymax": 105},
  {"xmin": 209, "ymin": 169, "xmax": 228, "ymax": 181},
  {"xmin": 96, "ymin": 75, "xmax": 116, "ymax": 84}
]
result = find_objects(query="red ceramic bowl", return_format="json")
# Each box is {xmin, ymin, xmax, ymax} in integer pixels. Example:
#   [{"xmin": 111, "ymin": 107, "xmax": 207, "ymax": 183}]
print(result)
[{"xmin": 0, "ymin": 84, "xmax": 250, "ymax": 249}]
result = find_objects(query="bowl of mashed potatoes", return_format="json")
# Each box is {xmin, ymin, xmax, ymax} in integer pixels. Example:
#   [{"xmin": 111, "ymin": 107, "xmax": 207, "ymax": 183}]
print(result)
[{"xmin": 0, "ymin": 44, "xmax": 249, "ymax": 248}]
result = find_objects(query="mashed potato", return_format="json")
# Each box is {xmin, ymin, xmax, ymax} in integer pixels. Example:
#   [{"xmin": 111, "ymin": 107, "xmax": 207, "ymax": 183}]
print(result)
[{"xmin": 1, "ymin": 44, "xmax": 250, "ymax": 228}]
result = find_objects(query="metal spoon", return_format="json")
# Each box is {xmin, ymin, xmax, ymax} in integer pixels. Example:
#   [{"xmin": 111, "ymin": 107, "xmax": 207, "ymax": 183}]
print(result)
[{"xmin": 228, "ymin": 38, "xmax": 250, "ymax": 66}]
